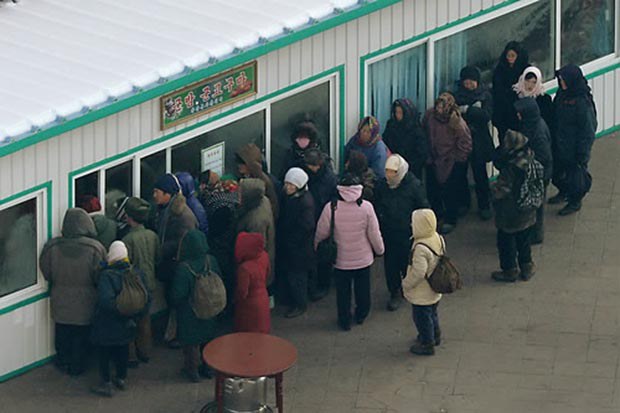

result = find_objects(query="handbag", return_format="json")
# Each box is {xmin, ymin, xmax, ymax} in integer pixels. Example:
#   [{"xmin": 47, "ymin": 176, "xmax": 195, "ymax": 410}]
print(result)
[
  {"xmin": 416, "ymin": 238, "xmax": 462, "ymax": 294},
  {"xmin": 316, "ymin": 200, "xmax": 338, "ymax": 267},
  {"xmin": 567, "ymin": 164, "xmax": 592, "ymax": 199}
]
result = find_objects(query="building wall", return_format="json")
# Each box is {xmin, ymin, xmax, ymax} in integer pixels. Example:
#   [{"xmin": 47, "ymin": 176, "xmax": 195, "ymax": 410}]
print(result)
[{"xmin": 1, "ymin": 0, "xmax": 618, "ymax": 380}]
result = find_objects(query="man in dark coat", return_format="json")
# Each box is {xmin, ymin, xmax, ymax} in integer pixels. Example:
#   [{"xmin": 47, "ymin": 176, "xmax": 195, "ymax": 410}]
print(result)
[
  {"xmin": 549, "ymin": 64, "xmax": 598, "ymax": 216},
  {"xmin": 514, "ymin": 97, "xmax": 553, "ymax": 244},
  {"xmin": 455, "ymin": 65, "xmax": 495, "ymax": 220},
  {"xmin": 375, "ymin": 154, "xmax": 429, "ymax": 311},
  {"xmin": 40, "ymin": 208, "xmax": 106, "ymax": 376},
  {"xmin": 176, "ymin": 172, "xmax": 209, "ymax": 237}
]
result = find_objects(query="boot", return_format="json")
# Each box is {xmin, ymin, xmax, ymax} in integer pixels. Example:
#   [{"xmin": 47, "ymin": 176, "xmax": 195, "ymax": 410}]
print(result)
[
  {"xmin": 338, "ymin": 320, "xmax": 351, "ymax": 331},
  {"xmin": 285, "ymin": 307, "xmax": 306, "ymax": 319},
  {"xmin": 386, "ymin": 294, "xmax": 402, "ymax": 312},
  {"xmin": 491, "ymin": 268, "xmax": 519, "ymax": 283},
  {"xmin": 91, "ymin": 382, "xmax": 113, "ymax": 397},
  {"xmin": 548, "ymin": 192, "xmax": 567, "ymax": 204},
  {"xmin": 434, "ymin": 329, "xmax": 442, "ymax": 346},
  {"xmin": 182, "ymin": 368, "xmax": 201, "ymax": 383},
  {"xmin": 520, "ymin": 262, "xmax": 536, "ymax": 281},
  {"xmin": 558, "ymin": 201, "xmax": 582, "ymax": 216},
  {"xmin": 112, "ymin": 378, "xmax": 127, "ymax": 391},
  {"xmin": 409, "ymin": 341, "xmax": 435, "ymax": 356}
]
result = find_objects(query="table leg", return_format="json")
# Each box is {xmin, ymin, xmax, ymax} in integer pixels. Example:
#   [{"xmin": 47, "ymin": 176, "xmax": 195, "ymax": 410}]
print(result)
[
  {"xmin": 275, "ymin": 373, "xmax": 284, "ymax": 412},
  {"xmin": 215, "ymin": 373, "xmax": 224, "ymax": 413}
]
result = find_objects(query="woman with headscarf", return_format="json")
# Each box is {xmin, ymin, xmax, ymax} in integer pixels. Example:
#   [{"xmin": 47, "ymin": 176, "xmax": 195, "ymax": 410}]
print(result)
[
  {"xmin": 344, "ymin": 116, "xmax": 389, "ymax": 179},
  {"xmin": 402, "ymin": 209, "xmax": 443, "ymax": 356},
  {"xmin": 513, "ymin": 66, "xmax": 554, "ymax": 136},
  {"xmin": 549, "ymin": 64, "xmax": 598, "ymax": 216},
  {"xmin": 423, "ymin": 92, "xmax": 472, "ymax": 234},
  {"xmin": 375, "ymin": 154, "xmax": 429, "ymax": 311},
  {"xmin": 492, "ymin": 41, "xmax": 530, "ymax": 141},
  {"xmin": 382, "ymin": 98, "xmax": 428, "ymax": 180}
]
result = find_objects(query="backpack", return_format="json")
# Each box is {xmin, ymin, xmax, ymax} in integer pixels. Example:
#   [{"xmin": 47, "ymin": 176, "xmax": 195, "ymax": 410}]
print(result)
[
  {"xmin": 184, "ymin": 258, "xmax": 226, "ymax": 320},
  {"xmin": 516, "ymin": 157, "xmax": 545, "ymax": 211},
  {"xmin": 116, "ymin": 266, "xmax": 149, "ymax": 316},
  {"xmin": 416, "ymin": 238, "xmax": 462, "ymax": 294},
  {"xmin": 316, "ymin": 201, "xmax": 338, "ymax": 267}
]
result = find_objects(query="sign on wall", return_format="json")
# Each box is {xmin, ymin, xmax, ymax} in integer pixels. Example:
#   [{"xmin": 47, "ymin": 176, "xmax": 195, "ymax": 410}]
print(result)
[
  {"xmin": 160, "ymin": 61, "xmax": 257, "ymax": 129},
  {"xmin": 201, "ymin": 142, "xmax": 225, "ymax": 176}
]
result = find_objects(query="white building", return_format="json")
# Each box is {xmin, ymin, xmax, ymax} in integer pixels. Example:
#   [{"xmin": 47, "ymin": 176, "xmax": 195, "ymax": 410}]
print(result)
[{"xmin": 1, "ymin": 0, "xmax": 618, "ymax": 381}]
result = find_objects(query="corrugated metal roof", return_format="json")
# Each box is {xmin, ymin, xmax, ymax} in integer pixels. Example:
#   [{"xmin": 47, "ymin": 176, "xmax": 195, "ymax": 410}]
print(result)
[{"xmin": 0, "ymin": 0, "xmax": 365, "ymax": 143}]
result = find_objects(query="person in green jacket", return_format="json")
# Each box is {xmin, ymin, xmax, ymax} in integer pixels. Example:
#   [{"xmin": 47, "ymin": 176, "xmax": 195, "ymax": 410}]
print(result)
[
  {"xmin": 122, "ymin": 197, "xmax": 160, "ymax": 367},
  {"xmin": 171, "ymin": 229, "xmax": 220, "ymax": 382}
]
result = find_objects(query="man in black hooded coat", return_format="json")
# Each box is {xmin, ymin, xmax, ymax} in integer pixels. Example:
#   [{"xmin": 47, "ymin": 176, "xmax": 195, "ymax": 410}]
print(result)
[{"xmin": 279, "ymin": 120, "xmax": 321, "ymax": 179}]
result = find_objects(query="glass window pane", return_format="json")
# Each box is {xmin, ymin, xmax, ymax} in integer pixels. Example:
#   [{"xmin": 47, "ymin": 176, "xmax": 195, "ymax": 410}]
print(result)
[
  {"xmin": 434, "ymin": 0, "xmax": 555, "ymax": 93},
  {"xmin": 172, "ymin": 110, "xmax": 265, "ymax": 179},
  {"xmin": 141, "ymin": 150, "xmax": 166, "ymax": 201},
  {"xmin": 562, "ymin": 0, "xmax": 615, "ymax": 65},
  {"xmin": 0, "ymin": 198, "xmax": 38, "ymax": 298},
  {"xmin": 105, "ymin": 161, "xmax": 133, "ymax": 219},
  {"xmin": 368, "ymin": 44, "xmax": 427, "ymax": 128},
  {"xmin": 75, "ymin": 171, "xmax": 99, "ymax": 207},
  {"xmin": 270, "ymin": 82, "xmax": 331, "ymax": 177}
]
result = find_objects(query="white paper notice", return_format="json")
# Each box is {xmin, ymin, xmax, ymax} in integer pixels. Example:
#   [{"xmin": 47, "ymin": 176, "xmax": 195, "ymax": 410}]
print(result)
[{"xmin": 201, "ymin": 142, "xmax": 225, "ymax": 176}]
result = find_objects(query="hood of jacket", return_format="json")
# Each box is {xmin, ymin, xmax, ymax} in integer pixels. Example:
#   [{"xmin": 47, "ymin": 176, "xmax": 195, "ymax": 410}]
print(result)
[
  {"xmin": 176, "ymin": 172, "xmax": 197, "ymax": 198},
  {"xmin": 290, "ymin": 121, "xmax": 319, "ymax": 145},
  {"xmin": 179, "ymin": 229, "xmax": 209, "ymax": 263},
  {"xmin": 169, "ymin": 193, "xmax": 189, "ymax": 216},
  {"xmin": 390, "ymin": 98, "xmax": 420, "ymax": 129},
  {"xmin": 337, "ymin": 184, "xmax": 363, "ymax": 203},
  {"xmin": 411, "ymin": 209, "xmax": 442, "ymax": 252},
  {"xmin": 236, "ymin": 144, "xmax": 264, "ymax": 178},
  {"xmin": 62, "ymin": 208, "xmax": 97, "ymax": 238},
  {"xmin": 235, "ymin": 231, "xmax": 265, "ymax": 263},
  {"xmin": 514, "ymin": 97, "xmax": 541, "ymax": 131},
  {"xmin": 240, "ymin": 178, "xmax": 266, "ymax": 212}
]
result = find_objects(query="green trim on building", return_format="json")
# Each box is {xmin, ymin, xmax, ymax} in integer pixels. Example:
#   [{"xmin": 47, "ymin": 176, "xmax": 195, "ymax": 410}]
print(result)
[
  {"xmin": 0, "ymin": 355, "xmax": 55, "ymax": 383},
  {"xmin": 0, "ymin": 0, "xmax": 400, "ymax": 160},
  {"xmin": 0, "ymin": 292, "xmax": 50, "ymax": 316},
  {"xmin": 68, "ymin": 65, "xmax": 346, "ymax": 207}
]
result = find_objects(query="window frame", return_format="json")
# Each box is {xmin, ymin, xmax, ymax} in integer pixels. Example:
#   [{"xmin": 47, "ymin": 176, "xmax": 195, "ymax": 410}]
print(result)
[{"xmin": 0, "ymin": 181, "xmax": 51, "ymax": 312}]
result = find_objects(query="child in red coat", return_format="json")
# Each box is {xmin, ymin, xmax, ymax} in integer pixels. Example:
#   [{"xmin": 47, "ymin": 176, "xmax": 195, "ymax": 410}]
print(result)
[{"xmin": 234, "ymin": 232, "xmax": 271, "ymax": 333}]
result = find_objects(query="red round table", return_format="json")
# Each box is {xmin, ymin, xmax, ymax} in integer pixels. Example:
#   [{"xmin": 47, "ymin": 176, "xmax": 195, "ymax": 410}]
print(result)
[{"xmin": 203, "ymin": 333, "xmax": 298, "ymax": 413}]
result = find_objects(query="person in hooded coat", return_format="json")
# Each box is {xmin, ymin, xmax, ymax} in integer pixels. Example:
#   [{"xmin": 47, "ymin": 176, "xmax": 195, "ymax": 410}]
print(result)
[
  {"xmin": 176, "ymin": 172, "xmax": 209, "ymax": 237},
  {"xmin": 492, "ymin": 41, "xmax": 530, "ymax": 141},
  {"xmin": 278, "ymin": 168, "xmax": 316, "ymax": 318},
  {"xmin": 491, "ymin": 130, "xmax": 539, "ymax": 283},
  {"xmin": 236, "ymin": 143, "xmax": 279, "ymax": 221},
  {"xmin": 549, "ymin": 64, "xmax": 598, "ymax": 216},
  {"xmin": 402, "ymin": 209, "xmax": 444, "ymax": 356},
  {"xmin": 40, "ymin": 208, "xmax": 106, "ymax": 376},
  {"xmin": 344, "ymin": 116, "xmax": 388, "ymax": 179},
  {"xmin": 234, "ymin": 232, "xmax": 271, "ymax": 334},
  {"xmin": 375, "ymin": 154, "xmax": 429, "ymax": 312},
  {"xmin": 171, "ymin": 230, "xmax": 220, "ymax": 382},
  {"xmin": 514, "ymin": 97, "xmax": 553, "ymax": 244},
  {"xmin": 423, "ymin": 92, "xmax": 473, "ymax": 234},
  {"xmin": 345, "ymin": 149, "xmax": 376, "ymax": 202},
  {"xmin": 382, "ymin": 98, "xmax": 428, "ymax": 180},
  {"xmin": 513, "ymin": 66, "xmax": 554, "ymax": 137},
  {"xmin": 279, "ymin": 120, "xmax": 321, "ymax": 179},
  {"xmin": 454, "ymin": 66, "xmax": 494, "ymax": 220},
  {"xmin": 314, "ymin": 174, "xmax": 385, "ymax": 331},
  {"xmin": 237, "ymin": 178, "xmax": 276, "ymax": 287}
]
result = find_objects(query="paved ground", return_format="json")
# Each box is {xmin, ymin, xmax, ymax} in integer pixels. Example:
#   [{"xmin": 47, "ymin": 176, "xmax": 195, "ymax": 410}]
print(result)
[{"xmin": 2, "ymin": 134, "xmax": 620, "ymax": 413}]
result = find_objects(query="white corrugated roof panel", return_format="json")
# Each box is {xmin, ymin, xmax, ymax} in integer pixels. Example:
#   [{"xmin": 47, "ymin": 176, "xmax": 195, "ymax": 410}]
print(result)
[{"xmin": 0, "ymin": 0, "xmax": 377, "ymax": 143}]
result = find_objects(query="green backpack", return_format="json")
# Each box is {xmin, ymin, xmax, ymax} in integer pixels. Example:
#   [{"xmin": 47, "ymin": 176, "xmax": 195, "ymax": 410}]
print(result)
[
  {"xmin": 116, "ymin": 266, "xmax": 149, "ymax": 316},
  {"xmin": 184, "ymin": 258, "xmax": 227, "ymax": 320}
]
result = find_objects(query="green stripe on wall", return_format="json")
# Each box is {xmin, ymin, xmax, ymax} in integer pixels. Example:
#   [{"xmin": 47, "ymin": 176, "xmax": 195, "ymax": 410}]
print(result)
[{"xmin": 0, "ymin": 356, "xmax": 54, "ymax": 383}]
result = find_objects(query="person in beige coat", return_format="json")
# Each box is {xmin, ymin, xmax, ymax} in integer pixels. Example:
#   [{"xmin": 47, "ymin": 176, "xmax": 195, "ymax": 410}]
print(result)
[{"xmin": 402, "ymin": 209, "xmax": 443, "ymax": 356}]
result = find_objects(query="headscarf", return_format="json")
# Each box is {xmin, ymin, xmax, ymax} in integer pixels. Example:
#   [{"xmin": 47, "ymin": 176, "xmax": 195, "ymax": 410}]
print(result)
[
  {"xmin": 353, "ymin": 116, "xmax": 381, "ymax": 146},
  {"xmin": 411, "ymin": 209, "xmax": 442, "ymax": 254},
  {"xmin": 433, "ymin": 92, "xmax": 460, "ymax": 125},
  {"xmin": 391, "ymin": 98, "xmax": 419, "ymax": 129},
  {"xmin": 513, "ymin": 66, "xmax": 546, "ymax": 98},
  {"xmin": 384, "ymin": 154, "xmax": 409, "ymax": 189}
]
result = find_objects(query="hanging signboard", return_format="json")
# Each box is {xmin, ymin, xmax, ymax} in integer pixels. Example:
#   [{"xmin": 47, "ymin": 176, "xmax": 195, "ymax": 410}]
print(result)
[
  {"xmin": 201, "ymin": 142, "xmax": 225, "ymax": 176},
  {"xmin": 160, "ymin": 61, "xmax": 257, "ymax": 130}
]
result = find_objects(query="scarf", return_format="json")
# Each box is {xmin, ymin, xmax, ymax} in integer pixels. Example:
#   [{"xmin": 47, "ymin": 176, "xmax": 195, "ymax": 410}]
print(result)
[
  {"xmin": 353, "ymin": 116, "xmax": 381, "ymax": 147},
  {"xmin": 513, "ymin": 66, "xmax": 546, "ymax": 98},
  {"xmin": 433, "ymin": 92, "xmax": 459, "ymax": 123}
]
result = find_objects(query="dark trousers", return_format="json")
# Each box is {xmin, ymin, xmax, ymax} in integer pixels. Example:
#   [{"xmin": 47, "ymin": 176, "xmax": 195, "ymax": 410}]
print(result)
[
  {"xmin": 54, "ymin": 323, "xmax": 90, "ymax": 374},
  {"xmin": 98, "ymin": 345, "xmax": 128, "ymax": 383},
  {"xmin": 459, "ymin": 159, "xmax": 491, "ymax": 211},
  {"xmin": 426, "ymin": 163, "xmax": 466, "ymax": 225},
  {"xmin": 335, "ymin": 267, "xmax": 371, "ymax": 326},
  {"xmin": 533, "ymin": 181, "xmax": 549, "ymax": 242},
  {"xmin": 412, "ymin": 303, "xmax": 440, "ymax": 346},
  {"xmin": 286, "ymin": 269, "xmax": 309, "ymax": 310},
  {"xmin": 497, "ymin": 227, "xmax": 533, "ymax": 271},
  {"xmin": 183, "ymin": 345, "xmax": 202, "ymax": 376},
  {"xmin": 552, "ymin": 161, "xmax": 587, "ymax": 203},
  {"xmin": 128, "ymin": 313, "xmax": 152, "ymax": 362},
  {"xmin": 384, "ymin": 239, "xmax": 411, "ymax": 296}
]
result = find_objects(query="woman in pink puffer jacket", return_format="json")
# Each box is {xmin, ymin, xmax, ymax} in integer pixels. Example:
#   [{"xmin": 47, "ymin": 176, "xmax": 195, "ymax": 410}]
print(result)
[{"xmin": 314, "ymin": 174, "xmax": 385, "ymax": 331}]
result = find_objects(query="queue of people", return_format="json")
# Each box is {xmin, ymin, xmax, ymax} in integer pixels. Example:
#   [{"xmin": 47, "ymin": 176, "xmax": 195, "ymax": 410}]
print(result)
[{"xmin": 38, "ymin": 42, "xmax": 598, "ymax": 397}]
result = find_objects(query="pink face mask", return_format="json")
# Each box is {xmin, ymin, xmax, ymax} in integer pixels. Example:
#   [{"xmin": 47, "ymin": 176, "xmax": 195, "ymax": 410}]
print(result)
[{"xmin": 296, "ymin": 137, "xmax": 311, "ymax": 149}]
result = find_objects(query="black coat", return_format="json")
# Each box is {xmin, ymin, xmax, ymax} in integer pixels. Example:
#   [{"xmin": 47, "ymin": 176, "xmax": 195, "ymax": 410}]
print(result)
[
  {"xmin": 306, "ymin": 164, "xmax": 338, "ymax": 222},
  {"xmin": 492, "ymin": 43, "xmax": 530, "ymax": 134},
  {"xmin": 535, "ymin": 94, "xmax": 554, "ymax": 141},
  {"xmin": 553, "ymin": 92, "xmax": 597, "ymax": 165},
  {"xmin": 455, "ymin": 84, "xmax": 495, "ymax": 164},
  {"xmin": 277, "ymin": 190, "xmax": 316, "ymax": 272},
  {"xmin": 374, "ymin": 172, "xmax": 429, "ymax": 244},
  {"xmin": 514, "ymin": 98, "xmax": 553, "ymax": 181}
]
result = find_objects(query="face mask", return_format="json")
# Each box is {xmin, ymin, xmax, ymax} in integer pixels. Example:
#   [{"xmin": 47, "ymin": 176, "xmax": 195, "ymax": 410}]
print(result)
[{"xmin": 296, "ymin": 137, "xmax": 310, "ymax": 149}]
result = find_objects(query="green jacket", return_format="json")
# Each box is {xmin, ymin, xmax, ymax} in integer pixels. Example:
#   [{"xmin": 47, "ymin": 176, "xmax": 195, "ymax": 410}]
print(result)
[
  {"xmin": 171, "ymin": 230, "xmax": 220, "ymax": 345},
  {"xmin": 122, "ymin": 225, "xmax": 160, "ymax": 291}
]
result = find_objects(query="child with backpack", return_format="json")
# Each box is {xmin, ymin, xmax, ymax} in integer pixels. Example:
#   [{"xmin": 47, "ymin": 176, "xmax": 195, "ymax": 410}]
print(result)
[
  {"xmin": 171, "ymin": 229, "xmax": 224, "ymax": 383},
  {"xmin": 234, "ymin": 232, "xmax": 271, "ymax": 334},
  {"xmin": 91, "ymin": 241, "xmax": 150, "ymax": 397}
]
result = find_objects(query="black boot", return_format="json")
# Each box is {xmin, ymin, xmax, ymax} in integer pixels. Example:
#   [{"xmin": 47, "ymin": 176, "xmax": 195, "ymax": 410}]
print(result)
[
  {"xmin": 386, "ymin": 291, "xmax": 402, "ymax": 312},
  {"xmin": 409, "ymin": 341, "xmax": 435, "ymax": 356},
  {"xmin": 491, "ymin": 268, "xmax": 519, "ymax": 283},
  {"xmin": 558, "ymin": 201, "xmax": 582, "ymax": 216},
  {"xmin": 548, "ymin": 192, "xmax": 567, "ymax": 205},
  {"xmin": 520, "ymin": 262, "xmax": 536, "ymax": 281}
]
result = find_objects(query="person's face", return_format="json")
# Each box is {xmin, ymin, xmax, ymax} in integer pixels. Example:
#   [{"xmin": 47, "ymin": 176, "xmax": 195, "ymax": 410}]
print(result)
[
  {"xmin": 153, "ymin": 189, "xmax": 171, "ymax": 205},
  {"xmin": 506, "ymin": 50, "xmax": 518, "ymax": 66},
  {"xmin": 237, "ymin": 163, "xmax": 250, "ymax": 177},
  {"xmin": 359, "ymin": 125, "xmax": 372, "ymax": 144},
  {"xmin": 560, "ymin": 78, "xmax": 568, "ymax": 90},
  {"xmin": 385, "ymin": 169, "xmax": 398, "ymax": 180},
  {"xmin": 394, "ymin": 106, "xmax": 404, "ymax": 122},
  {"xmin": 435, "ymin": 101, "xmax": 447, "ymax": 114},
  {"xmin": 199, "ymin": 182, "xmax": 207, "ymax": 192},
  {"xmin": 524, "ymin": 77, "xmax": 538, "ymax": 92},
  {"xmin": 306, "ymin": 164, "xmax": 320, "ymax": 174},
  {"xmin": 463, "ymin": 79, "xmax": 478, "ymax": 91},
  {"xmin": 284, "ymin": 182, "xmax": 297, "ymax": 196}
]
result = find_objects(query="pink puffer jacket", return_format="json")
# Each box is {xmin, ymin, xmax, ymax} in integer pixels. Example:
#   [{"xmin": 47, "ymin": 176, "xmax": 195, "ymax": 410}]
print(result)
[{"xmin": 314, "ymin": 185, "xmax": 385, "ymax": 270}]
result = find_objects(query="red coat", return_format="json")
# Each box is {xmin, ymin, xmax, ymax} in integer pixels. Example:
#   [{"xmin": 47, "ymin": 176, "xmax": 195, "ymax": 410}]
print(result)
[{"xmin": 234, "ymin": 232, "xmax": 271, "ymax": 334}]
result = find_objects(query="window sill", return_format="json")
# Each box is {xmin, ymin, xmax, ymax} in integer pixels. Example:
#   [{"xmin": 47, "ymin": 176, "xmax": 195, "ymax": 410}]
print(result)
[{"xmin": 0, "ymin": 284, "xmax": 50, "ymax": 316}]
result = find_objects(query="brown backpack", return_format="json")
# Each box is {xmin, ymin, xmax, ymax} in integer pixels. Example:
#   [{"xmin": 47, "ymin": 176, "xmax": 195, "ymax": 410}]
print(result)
[
  {"xmin": 184, "ymin": 258, "xmax": 227, "ymax": 320},
  {"xmin": 415, "ymin": 238, "xmax": 462, "ymax": 294},
  {"xmin": 116, "ymin": 266, "xmax": 149, "ymax": 316}
]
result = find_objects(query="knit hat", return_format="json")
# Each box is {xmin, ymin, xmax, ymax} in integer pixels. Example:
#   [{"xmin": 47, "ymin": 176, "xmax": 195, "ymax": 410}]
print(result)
[
  {"xmin": 125, "ymin": 197, "xmax": 151, "ymax": 223},
  {"xmin": 154, "ymin": 173, "xmax": 180, "ymax": 195},
  {"xmin": 107, "ymin": 240, "xmax": 128, "ymax": 264},
  {"xmin": 284, "ymin": 167, "xmax": 309, "ymax": 189},
  {"xmin": 76, "ymin": 195, "xmax": 102, "ymax": 214},
  {"xmin": 459, "ymin": 65, "xmax": 481, "ymax": 83}
]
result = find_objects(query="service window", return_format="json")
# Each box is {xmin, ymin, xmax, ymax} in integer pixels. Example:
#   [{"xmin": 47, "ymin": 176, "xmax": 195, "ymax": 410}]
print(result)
[
  {"xmin": 561, "ymin": 0, "xmax": 615, "ymax": 65},
  {"xmin": 74, "ymin": 170, "xmax": 100, "ymax": 207},
  {"xmin": 105, "ymin": 160, "xmax": 133, "ymax": 219}
]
